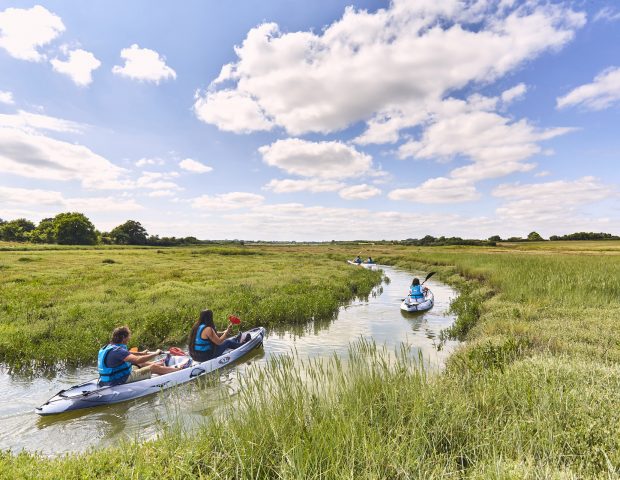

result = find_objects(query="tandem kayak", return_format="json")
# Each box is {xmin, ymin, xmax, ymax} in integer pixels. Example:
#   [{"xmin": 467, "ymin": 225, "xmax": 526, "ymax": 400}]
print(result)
[
  {"xmin": 35, "ymin": 327, "xmax": 265, "ymax": 416},
  {"xmin": 400, "ymin": 290, "xmax": 434, "ymax": 313},
  {"xmin": 347, "ymin": 260, "xmax": 377, "ymax": 269}
]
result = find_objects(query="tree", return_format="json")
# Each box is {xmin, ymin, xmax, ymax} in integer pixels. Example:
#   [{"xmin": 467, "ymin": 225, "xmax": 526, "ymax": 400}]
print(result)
[
  {"xmin": 110, "ymin": 220, "xmax": 148, "ymax": 245},
  {"xmin": 527, "ymin": 231, "xmax": 544, "ymax": 241},
  {"xmin": 0, "ymin": 218, "xmax": 35, "ymax": 242},
  {"xmin": 488, "ymin": 235, "xmax": 502, "ymax": 242},
  {"xmin": 30, "ymin": 218, "xmax": 56, "ymax": 244},
  {"xmin": 53, "ymin": 212, "xmax": 97, "ymax": 245}
]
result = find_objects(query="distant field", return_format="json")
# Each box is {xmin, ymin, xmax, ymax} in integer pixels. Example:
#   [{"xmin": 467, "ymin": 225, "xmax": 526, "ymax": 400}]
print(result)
[
  {"xmin": 0, "ymin": 244, "xmax": 381, "ymax": 371},
  {"xmin": 2, "ymin": 241, "xmax": 620, "ymax": 478}
]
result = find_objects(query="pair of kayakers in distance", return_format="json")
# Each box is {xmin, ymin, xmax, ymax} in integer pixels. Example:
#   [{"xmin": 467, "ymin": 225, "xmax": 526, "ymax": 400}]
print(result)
[
  {"xmin": 353, "ymin": 255, "xmax": 374, "ymax": 264},
  {"xmin": 98, "ymin": 310, "xmax": 250, "ymax": 386}
]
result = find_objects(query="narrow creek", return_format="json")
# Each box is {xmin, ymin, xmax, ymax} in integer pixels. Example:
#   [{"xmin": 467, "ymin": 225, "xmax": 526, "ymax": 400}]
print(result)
[{"xmin": 0, "ymin": 265, "xmax": 458, "ymax": 455}]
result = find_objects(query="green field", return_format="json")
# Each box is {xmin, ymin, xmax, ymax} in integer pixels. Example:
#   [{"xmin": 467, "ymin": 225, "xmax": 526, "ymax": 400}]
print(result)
[{"xmin": 1, "ymin": 241, "xmax": 620, "ymax": 478}]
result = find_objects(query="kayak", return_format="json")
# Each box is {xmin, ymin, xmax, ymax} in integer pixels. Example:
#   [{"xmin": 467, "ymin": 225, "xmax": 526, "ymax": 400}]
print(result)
[
  {"xmin": 400, "ymin": 290, "xmax": 434, "ymax": 313},
  {"xmin": 347, "ymin": 260, "xmax": 377, "ymax": 269},
  {"xmin": 35, "ymin": 327, "xmax": 265, "ymax": 416}
]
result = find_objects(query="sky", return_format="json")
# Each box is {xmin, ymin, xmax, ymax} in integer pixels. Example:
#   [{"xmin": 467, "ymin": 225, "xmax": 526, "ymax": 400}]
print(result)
[{"xmin": 0, "ymin": 0, "xmax": 618, "ymax": 241}]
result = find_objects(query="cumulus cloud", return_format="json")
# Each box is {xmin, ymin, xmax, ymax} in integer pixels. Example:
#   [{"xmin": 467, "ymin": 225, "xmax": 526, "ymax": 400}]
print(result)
[
  {"xmin": 396, "ymin": 95, "xmax": 573, "ymax": 191},
  {"xmin": 0, "ymin": 91, "xmax": 14, "ymax": 105},
  {"xmin": 192, "ymin": 192, "xmax": 264, "ymax": 210},
  {"xmin": 493, "ymin": 177, "xmax": 615, "ymax": 224},
  {"xmin": 112, "ymin": 44, "xmax": 176, "ymax": 83},
  {"xmin": 593, "ymin": 7, "xmax": 620, "ymax": 23},
  {"xmin": 259, "ymin": 138, "xmax": 372, "ymax": 179},
  {"xmin": 0, "ymin": 5, "xmax": 65, "ymax": 61},
  {"xmin": 264, "ymin": 178, "xmax": 345, "ymax": 193},
  {"xmin": 556, "ymin": 67, "xmax": 620, "ymax": 111},
  {"xmin": 50, "ymin": 48, "xmax": 101, "ymax": 86},
  {"xmin": 135, "ymin": 157, "xmax": 164, "ymax": 167},
  {"xmin": 135, "ymin": 171, "xmax": 181, "ymax": 190},
  {"xmin": 147, "ymin": 190, "xmax": 176, "ymax": 198},
  {"xmin": 501, "ymin": 83, "xmax": 527, "ymax": 105},
  {"xmin": 179, "ymin": 158, "xmax": 213, "ymax": 173},
  {"xmin": 195, "ymin": 1, "xmax": 584, "ymax": 138},
  {"xmin": 389, "ymin": 177, "xmax": 480, "ymax": 204},
  {"xmin": 339, "ymin": 184, "xmax": 381, "ymax": 200},
  {"xmin": 0, "ymin": 119, "xmax": 128, "ymax": 189}
]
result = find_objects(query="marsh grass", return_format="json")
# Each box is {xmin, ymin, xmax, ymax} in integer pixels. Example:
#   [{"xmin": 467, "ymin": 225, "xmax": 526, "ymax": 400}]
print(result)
[
  {"xmin": 1, "ymin": 242, "xmax": 620, "ymax": 478},
  {"xmin": 0, "ymin": 245, "xmax": 381, "ymax": 372}
]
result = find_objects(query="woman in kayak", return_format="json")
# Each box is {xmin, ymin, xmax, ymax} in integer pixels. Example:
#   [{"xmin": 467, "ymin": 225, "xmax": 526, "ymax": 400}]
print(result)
[
  {"xmin": 366, "ymin": 256, "xmax": 374, "ymax": 264},
  {"xmin": 354, "ymin": 255, "xmax": 362, "ymax": 264},
  {"xmin": 189, "ymin": 309, "xmax": 250, "ymax": 362},
  {"xmin": 409, "ymin": 278, "xmax": 427, "ymax": 301},
  {"xmin": 98, "ymin": 326, "xmax": 189, "ymax": 387}
]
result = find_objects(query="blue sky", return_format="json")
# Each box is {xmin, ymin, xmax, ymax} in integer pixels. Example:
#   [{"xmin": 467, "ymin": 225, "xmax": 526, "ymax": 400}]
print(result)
[{"xmin": 0, "ymin": 0, "xmax": 618, "ymax": 240}]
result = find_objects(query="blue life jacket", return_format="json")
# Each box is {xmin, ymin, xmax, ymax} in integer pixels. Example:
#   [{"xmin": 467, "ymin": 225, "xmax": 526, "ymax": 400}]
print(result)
[
  {"xmin": 409, "ymin": 285, "xmax": 424, "ymax": 299},
  {"xmin": 194, "ymin": 324, "xmax": 213, "ymax": 352},
  {"xmin": 98, "ymin": 344, "xmax": 132, "ymax": 386}
]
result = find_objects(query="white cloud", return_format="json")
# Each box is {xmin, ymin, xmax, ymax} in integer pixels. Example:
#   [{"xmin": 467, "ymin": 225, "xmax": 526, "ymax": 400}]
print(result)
[
  {"xmin": 501, "ymin": 83, "xmax": 527, "ymax": 104},
  {"xmin": 0, "ymin": 186, "xmax": 143, "ymax": 212},
  {"xmin": 0, "ymin": 110, "xmax": 133, "ymax": 190},
  {"xmin": 179, "ymin": 158, "xmax": 213, "ymax": 174},
  {"xmin": 535, "ymin": 170, "xmax": 551, "ymax": 177},
  {"xmin": 135, "ymin": 157, "xmax": 164, "ymax": 167},
  {"xmin": 264, "ymin": 178, "xmax": 345, "ymax": 193},
  {"xmin": 195, "ymin": 1, "xmax": 584, "ymax": 137},
  {"xmin": 556, "ymin": 67, "xmax": 620, "ymax": 111},
  {"xmin": 50, "ymin": 49, "xmax": 101, "ymax": 86},
  {"xmin": 136, "ymin": 171, "xmax": 181, "ymax": 190},
  {"xmin": 192, "ymin": 192, "xmax": 264, "ymax": 210},
  {"xmin": 493, "ymin": 177, "xmax": 615, "ymax": 224},
  {"xmin": 593, "ymin": 7, "xmax": 620, "ymax": 23},
  {"xmin": 0, "ymin": 91, "xmax": 14, "ymax": 105},
  {"xmin": 339, "ymin": 184, "xmax": 381, "ymax": 200},
  {"xmin": 0, "ymin": 5, "xmax": 65, "ymax": 61},
  {"xmin": 112, "ymin": 44, "xmax": 176, "ymax": 84},
  {"xmin": 259, "ymin": 138, "xmax": 372, "ymax": 179},
  {"xmin": 398, "ymin": 96, "xmax": 573, "ymax": 183},
  {"xmin": 389, "ymin": 177, "xmax": 480, "ymax": 204},
  {"xmin": 0, "ymin": 109, "xmax": 83, "ymax": 133},
  {"xmin": 193, "ymin": 90, "xmax": 273, "ymax": 133}
]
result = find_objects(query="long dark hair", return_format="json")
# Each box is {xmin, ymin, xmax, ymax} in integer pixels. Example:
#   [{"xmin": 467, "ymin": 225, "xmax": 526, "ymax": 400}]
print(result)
[
  {"xmin": 189, "ymin": 309, "xmax": 216, "ymax": 358},
  {"xmin": 411, "ymin": 278, "xmax": 420, "ymax": 286}
]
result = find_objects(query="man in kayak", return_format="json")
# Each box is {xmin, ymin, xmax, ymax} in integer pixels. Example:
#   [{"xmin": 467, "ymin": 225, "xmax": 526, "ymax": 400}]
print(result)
[
  {"xmin": 188, "ymin": 309, "xmax": 250, "ymax": 362},
  {"xmin": 354, "ymin": 255, "xmax": 362, "ymax": 264},
  {"xmin": 98, "ymin": 326, "xmax": 189, "ymax": 387},
  {"xmin": 409, "ymin": 278, "xmax": 428, "ymax": 301}
]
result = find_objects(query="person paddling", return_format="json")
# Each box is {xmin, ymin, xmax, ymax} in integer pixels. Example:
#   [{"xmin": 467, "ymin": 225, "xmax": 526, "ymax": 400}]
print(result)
[
  {"xmin": 408, "ymin": 278, "xmax": 427, "ymax": 301},
  {"xmin": 98, "ymin": 326, "xmax": 189, "ymax": 387},
  {"xmin": 354, "ymin": 255, "xmax": 362, "ymax": 264},
  {"xmin": 188, "ymin": 309, "xmax": 250, "ymax": 362}
]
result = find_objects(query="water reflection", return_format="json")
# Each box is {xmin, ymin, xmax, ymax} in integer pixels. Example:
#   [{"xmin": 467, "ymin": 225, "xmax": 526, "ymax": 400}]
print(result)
[{"xmin": 0, "ymin": 265, "xmax": 457, "ymax": 455}]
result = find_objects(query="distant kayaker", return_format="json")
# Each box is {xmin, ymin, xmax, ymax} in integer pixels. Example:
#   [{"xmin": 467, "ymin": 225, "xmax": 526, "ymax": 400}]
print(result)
[
  {"xmin": 98, "ymin": 326, "xmax": 188, "ymax": 387},
  {"xmin": 366, "ymin": 256, "xmax": 374, "ymax": 264},
  {"xmin": 354, "ymin": 255, "xmax": 362, "ymax": 264},
  {"xmin": 188, "ymin": 309, "xmax": 250, "ymax": 362},
  {"xmin": 409, "ymin": 278, "xmax": 427, "ymax": 300}
]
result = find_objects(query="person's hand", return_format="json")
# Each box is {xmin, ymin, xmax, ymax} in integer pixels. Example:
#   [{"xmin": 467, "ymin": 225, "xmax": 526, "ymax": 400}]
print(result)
[
  {"xmin": 155, "ymin": 349, "xmax": 162, "ymax": 355},
  {"xmin": 224, "ymin": 325, "xmax": 232, "ymax": 337}
]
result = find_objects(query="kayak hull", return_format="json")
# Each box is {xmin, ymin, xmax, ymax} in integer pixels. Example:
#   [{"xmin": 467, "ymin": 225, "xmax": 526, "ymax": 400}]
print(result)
[
  {"xmin": 347, "ymin": 260, "xmax": 377, "ymax": 269},
  {"xmin": 400, "ymin": 291, "xmax": 434, "ymax": 313},
  {"xmin": 35, "ymin": 327, "xmax": 265, "ymax": 416}
]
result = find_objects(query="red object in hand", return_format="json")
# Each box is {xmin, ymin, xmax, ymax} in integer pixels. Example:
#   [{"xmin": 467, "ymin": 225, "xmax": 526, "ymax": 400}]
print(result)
[{"xmin": 228, "ymin": 315, "xmax": 241, "ymax": 325}]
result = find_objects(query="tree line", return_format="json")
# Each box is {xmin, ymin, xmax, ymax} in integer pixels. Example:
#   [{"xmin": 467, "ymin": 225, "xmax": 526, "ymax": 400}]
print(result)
[{"xmin": 0, "ymin": 213, "xmax": 207, "ymax": 246}]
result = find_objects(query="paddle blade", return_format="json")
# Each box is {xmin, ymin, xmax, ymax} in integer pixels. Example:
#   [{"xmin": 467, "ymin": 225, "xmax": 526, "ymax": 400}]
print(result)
[
  {"xmin": 423, "ymin": 271, "xmax": 436, "ymax": 283},
  {"xmin": 168, "ymin": 346, "xmax": 187, "ymax": 356},
  {"xmin": 129, "ymin": 347, "xmax": 138, "ymax": 353},
  {"xmin": 228, "ymin": 315, "xmax": 241, "ymax": 325}
]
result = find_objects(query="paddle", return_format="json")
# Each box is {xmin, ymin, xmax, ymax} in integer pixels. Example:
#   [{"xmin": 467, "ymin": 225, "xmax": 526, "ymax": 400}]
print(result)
[
  {"xmin": 228, "ymin": 315, "xmax": 241, "ymax": 325},
  {"xmin": 129, "ymin": 346, "xmax": 187, "ymax": 356},
  {"xmin": 401, "ymin": 272, "xmax": 436, "ymax": 300}
]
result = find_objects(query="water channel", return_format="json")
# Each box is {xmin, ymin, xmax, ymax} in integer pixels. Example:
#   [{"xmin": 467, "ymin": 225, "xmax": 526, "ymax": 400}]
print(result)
[{"xmin": 0, "ymin": 265, "xmax": 458, "ymax": 455}]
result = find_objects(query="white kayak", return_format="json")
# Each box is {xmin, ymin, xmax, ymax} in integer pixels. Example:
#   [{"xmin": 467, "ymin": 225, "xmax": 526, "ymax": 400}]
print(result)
[
  {"xmin": 35, "ymin": 327, "xmax": 265, "ymax": 416},
  {"xmin": 400, "ymin": 290, "xmax": 434, "ymax": 313},
  {"xmin": 347, "ymin": 260, "xmax": 377, "ymax": 269}
]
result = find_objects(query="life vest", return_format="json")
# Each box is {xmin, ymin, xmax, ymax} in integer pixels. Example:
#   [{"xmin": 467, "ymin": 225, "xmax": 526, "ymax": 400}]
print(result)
[
  {"xmin": 98, "ymin": 344, "xmax": 132, "ymax": 385},
  {"xmin": 409, "ymin": 285, "xmax": 424, "ymax": 299},
  {"xmin": 194, "ymin": 324, "xmax": 213, "ymax": 352}
]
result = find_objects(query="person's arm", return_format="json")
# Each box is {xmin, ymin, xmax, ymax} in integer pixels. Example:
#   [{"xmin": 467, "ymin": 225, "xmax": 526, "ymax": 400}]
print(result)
[
  {"xmin": 204, "ymin": 325, "xmax": 232, "ymax": 346},
  {"xmin": 124, "ymin": 350, "xmax": 161, "ymax": 365}
]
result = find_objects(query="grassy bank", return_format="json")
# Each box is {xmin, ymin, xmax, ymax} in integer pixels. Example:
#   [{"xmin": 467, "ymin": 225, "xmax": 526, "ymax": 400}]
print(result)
[
  {"xmin": 1, "ymin": 242, "xmax": 619, "ymax": 478},
  {"xmin": 0, "ymin": 245, "xmax": 381, "ymax": 372}
]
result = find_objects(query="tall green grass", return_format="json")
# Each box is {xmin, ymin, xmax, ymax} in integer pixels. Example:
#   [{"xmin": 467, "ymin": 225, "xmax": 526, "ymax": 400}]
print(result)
[{"xmin": 0, "ymin": 246, "xmax": 381, "ymax": 372}]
